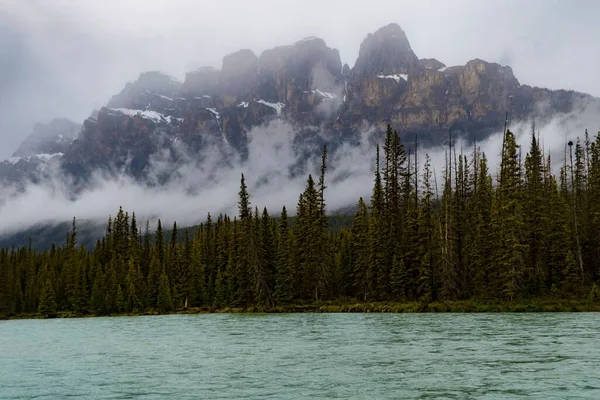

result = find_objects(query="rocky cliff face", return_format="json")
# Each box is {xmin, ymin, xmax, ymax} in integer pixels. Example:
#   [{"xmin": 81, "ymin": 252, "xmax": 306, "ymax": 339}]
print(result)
[
  {"xmin": 1, "ymin": 23, "xmax": 597, "ymax": 187},
  {"xmin": 0, "ymin": 118, "xmax": 81, "ymax": 187}
]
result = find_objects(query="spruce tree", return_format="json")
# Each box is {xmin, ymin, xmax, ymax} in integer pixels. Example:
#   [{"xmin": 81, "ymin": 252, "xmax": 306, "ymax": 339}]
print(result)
[
  {"xmin": 562, "ymin": 250, "xmax": 582, "ymax": 298},
  {"xmin": 468, "ymin": 153, "xmax": 494, "ymax": 298},
  {"xmin": 90, "ymin": 269, "xmax": 107, "ymax": 314},
  {"xmin": 38, "ymin": 278, "xmax": 58, "ymax": 318},
  {"xmin": 370, "ymin": 145, "xmax": 388, "ymax": 300},
  {"xmin": 173, "ymin": 230, "xmax": 193, "ymax": 309},
  {"xmin": 156, "ymin": 220, "xmax": 164, "ymax": 268},
  {"xmin": 494, "ymin": 130, "xmax": 527, "ymax": 300},
  {"xmin": 274, "ymin": 206, "xmax": 293, "ymax": 303},
  {"xmin": 351, "ymin": 198, "xmax": 370, "ymax": 300},
  {"xmin": 416, "ymin": 155, "xmax": 437, "ymax": 302},
  {"xmin": 523, "ymin": 123, "xmax": 546, "ymax": 295},
  {"xmin": 147, "ymin": 249, "xmax": 161, "ymax": 307},
  {"xmin": 125, "ymin": 257, "xmax": 144, "ymax": 312},
  {"xmin": 157, "ymin": 271, "xmax": 174, "ymax": 312},
  {"xmin": 115, "ymin": 285, "xmax": 127, "ymax": 313}
]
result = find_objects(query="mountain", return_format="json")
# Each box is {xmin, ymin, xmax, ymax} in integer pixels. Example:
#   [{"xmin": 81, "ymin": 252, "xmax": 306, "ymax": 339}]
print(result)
[
  {"xmin": 1, "ymin": 22, "xmax": 598, "ymax": 188},
  {"xmin": 0, "ymin": 118, "xmax": 81, "ymax": 187}
]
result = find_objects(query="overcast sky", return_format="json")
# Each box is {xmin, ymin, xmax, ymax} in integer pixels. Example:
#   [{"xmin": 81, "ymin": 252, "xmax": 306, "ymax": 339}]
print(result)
[{"xmin": 1, "ymin": 0, "xmax": 599, "ymax": 159}]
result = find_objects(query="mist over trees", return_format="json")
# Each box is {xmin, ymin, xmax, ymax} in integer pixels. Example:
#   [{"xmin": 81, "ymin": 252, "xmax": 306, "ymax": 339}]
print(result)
[{"xmin": 1, "ymin": 124, "xmax": 600, "ymax": 317}]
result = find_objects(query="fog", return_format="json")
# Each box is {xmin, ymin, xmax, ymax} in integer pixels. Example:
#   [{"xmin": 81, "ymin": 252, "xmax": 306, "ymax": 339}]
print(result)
[
  {"xmin": 1, "ymin": 94, "xmax": 599, "ymax": 236},
  {"xmin": 1, "ymin": 0, "xmax": 600, "ymax": 236}
]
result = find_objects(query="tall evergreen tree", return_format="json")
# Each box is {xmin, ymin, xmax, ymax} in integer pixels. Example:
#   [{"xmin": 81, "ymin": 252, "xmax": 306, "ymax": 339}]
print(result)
[
  {"xmin": 156, "ymin": 271, "xmax": 174, "ymax": 312},
  {"xmin": 38, "ymin": 278, "xmax": 57, "ymax": 318},
  {"xmin": 494, "ymin": 129, "xmax": 527, "ymax": 300},
  {"xmin": 274, "ymin": 206, "xmax": 293, "ymax": 303}
]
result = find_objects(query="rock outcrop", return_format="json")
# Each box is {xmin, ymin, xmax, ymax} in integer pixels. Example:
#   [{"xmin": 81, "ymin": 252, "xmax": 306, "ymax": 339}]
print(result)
[
  {"xmin": 353, "ymin": 23, "xmax": 418, "ymax": 80},
  {"xmin": 0, "ymin": 118, "xmax": 81, "ymax": 186},
  {"xmin": 1, "ymin": 22, "xmax": 598, "ymax": 187}
]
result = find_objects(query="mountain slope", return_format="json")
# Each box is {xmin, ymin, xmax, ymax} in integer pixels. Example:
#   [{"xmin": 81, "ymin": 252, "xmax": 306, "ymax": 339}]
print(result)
[
  {"xmin": 0, "ymin": 118, "xmax": 81, "ymax": 187},
  {"xmin": 1, "ymin": 22, "xmax": 598, "ymax": 188}
]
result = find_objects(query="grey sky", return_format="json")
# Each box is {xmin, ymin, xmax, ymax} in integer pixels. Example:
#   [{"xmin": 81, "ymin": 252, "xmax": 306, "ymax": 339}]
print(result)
[{"xmin": 1, "ymin": 0, "xmax": 599, "ymax": 159}]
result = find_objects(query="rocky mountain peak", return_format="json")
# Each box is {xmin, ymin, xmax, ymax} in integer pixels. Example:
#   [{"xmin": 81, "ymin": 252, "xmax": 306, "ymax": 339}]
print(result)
[
  {"xmin": 108, "ymin": 71, "xmax": 181, "ymax": 110},
  {"xmin": 183, "ymin": 67, "xmax": 221, "ymax": 97},
  {"xmin": 2, "ymin": 22, "xmax": 597, "ymax": 190},
  {"xmin": 469, "ymin": 59, "xmax": 518, "ymax": 86},
  {"xmin": 352, "ymin": 23, "xmax": 418, "ymax": 81},
  {"xmin": 135, "ymin": 71, "xmax": 181, "ymax": 91},
  {"xmin": 419, "ymin": 58, "xmax": 446, "ymax": 71},
  {"xmin": 1, "ymin": 118, "xmax": 81, "ymax": 186},
  {"xmin": 13, "ymin": 118, "xmax": 81, "ymax": 157},
  {"xmin": 221, "ymin": 49, "xmax": 259, "ymax": 101},
  {"xmin": 258, "ymin": 37, "xmax": 342, "ymax": 102}
]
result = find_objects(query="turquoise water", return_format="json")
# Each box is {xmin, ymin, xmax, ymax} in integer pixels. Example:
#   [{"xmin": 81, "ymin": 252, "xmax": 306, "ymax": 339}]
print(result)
[{"xmin": 1, "ymin": 313, "xmax": 599, "ymax": 399}]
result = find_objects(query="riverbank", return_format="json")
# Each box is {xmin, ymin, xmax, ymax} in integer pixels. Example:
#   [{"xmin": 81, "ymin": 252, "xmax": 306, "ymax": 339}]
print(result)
[{"xmin": 3, "ymin": 298, "xmax": 600, "ymax": 320}]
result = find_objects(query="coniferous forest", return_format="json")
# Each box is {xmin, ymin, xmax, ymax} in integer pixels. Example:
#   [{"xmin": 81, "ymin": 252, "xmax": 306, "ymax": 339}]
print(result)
[{"xmin": 2, "ymin": 124, "xmax": 600, "ymax": 318}]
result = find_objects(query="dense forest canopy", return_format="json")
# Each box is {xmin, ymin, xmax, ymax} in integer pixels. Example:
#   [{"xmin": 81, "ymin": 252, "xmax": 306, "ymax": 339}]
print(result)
[{"xmin": 1, "ymin": 124, "xmax": 600, "ymax": 317}]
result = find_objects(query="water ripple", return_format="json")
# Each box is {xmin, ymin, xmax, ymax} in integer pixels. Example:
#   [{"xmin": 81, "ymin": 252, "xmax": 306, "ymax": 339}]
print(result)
[{"xmin": 1, "ymin": 313, "xmax": 600, "ymax": 399}]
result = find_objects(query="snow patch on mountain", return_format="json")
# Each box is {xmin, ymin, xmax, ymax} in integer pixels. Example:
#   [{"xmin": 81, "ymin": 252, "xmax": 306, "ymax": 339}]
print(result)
[
  {"xmin": 207, "ymin": 108, "xmax": 220, "ymax": 119},
  {"xmin": 205, "ymin": 108, "xmax": 229, "ymax": 146},
  {"xmin": 376, "ymin": 74, "xmax": 408, "ymax": 83},
  {"xmin": 109, "ymin": 108, "xmax": 180, "ymax": 124},
  {"xmin": 256, "ymin": 100, "xmax": 285, "ymax": 115},
  {"xmin": 313, "ymin": 89, "xmax": 337, "ymax": 100},
  {"xmin": 4, "ymin": 152, "xmax": 64, "ymax": 165}
]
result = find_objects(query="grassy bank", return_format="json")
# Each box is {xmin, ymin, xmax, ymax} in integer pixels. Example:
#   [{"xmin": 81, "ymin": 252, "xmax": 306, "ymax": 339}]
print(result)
[{"xmin": 3, "ymin": 299, "xmax": 600, "ymax": 320}]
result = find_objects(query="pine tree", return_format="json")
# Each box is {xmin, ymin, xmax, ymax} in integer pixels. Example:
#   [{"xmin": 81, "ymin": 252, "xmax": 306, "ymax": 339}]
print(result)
[
  {"xmin": 238, "ymin": 174, "xmax": 251, "ymax": 221},
  {"xmin": 213, "ymin": 264, "xmax": 227, "ymax": 308},
  {"xmin": 439, "ymin": 149, "xmax": 457, "ymax": 300},
  {"xmin": 390, "ymin": 254, "xmax": 407, "ymax": 300},
  {"xmin": 147, "ymin": 249, "xmax": 161, "ymax": 307},
  {"xmin": 468, "ymin": 153, "xmax": 494, "ymax": 298},
  {"xmin": 156, "ymin": 219, "xmax": 165, "ymax": 269},
  {"xmin": 90, "ymin": 269, "xmax": 107, "ymax": 314},
  {"xmin": 416, "ymin": 154, "xmax": 437, "ymax": 302},
  {"xmin": 260, "ymin": 207, "xmax": 276, "ymax": 304},
  {"xmin": 370, "ymin": 145, "xmax": 388, "ymax": 300},
  {"xmin": 274, "ymin": 206, "xmax": 293, "ymax": 303},
  {"xmin": 125, "ymin": 257, "xmax": 144, "ymax": 312},
  {"xmin": 141, "ymin": 220, "xmax": 151, "ymax": 279},
  {"xmin": 25, "ymin": 248, "xmax": 38, "ymax": 313},
  {"xmin": 115, "ymin": 284, "xmax": 127, "ymax": 313},
  {"xmin": 523, "ymin": 122, "xmax": 546, "ymax": 295},
  {"xmin": 105, "ymin": 267, "xmax": 120, "ymax": 314},
  {"xmin": 167, "ymin": 221, "xmax": 178, "ymax": 278},
  {"xmin": 157, "ymin": 272, "xmax": 174, "ymax": 312},
  {"xmin": 38, "ymin": 278, "xmax": 58, "ymax": 318},
  {"xmin": 562, "ymin": 250, "xmax": 582, "ymax": 298},
  {"xmin": 173, "ymin": 230, "xmax": 193, "ymax": 309},
  {"xmin": 351, "ymin": 198, "xmax": 370, "ymax": 300},
  {"xmin": 494, "ymin": 130, "xmax": 527, "ymax": 300}
]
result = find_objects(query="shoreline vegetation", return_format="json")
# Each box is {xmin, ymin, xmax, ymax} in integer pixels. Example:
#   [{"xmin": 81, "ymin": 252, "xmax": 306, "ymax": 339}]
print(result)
[
  {"xmin": 4, "ymin": 299, "xmax": 600, "ymax": 320},
  {"xmin": 3, "ymin": 124, "xmax": 600, "ymax": 320}
]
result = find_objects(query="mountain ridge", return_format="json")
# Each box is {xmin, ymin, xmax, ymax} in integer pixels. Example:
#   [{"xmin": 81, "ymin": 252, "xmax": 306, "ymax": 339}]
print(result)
[{"xmin": 0, "ymin": 22, "xmax": 598, "ymax": 188}]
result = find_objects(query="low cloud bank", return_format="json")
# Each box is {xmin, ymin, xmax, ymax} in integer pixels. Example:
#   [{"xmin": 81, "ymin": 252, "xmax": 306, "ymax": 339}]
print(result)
[{"xmin": 1, "ymin": 101, "xmax": 599, "ymax": 236}]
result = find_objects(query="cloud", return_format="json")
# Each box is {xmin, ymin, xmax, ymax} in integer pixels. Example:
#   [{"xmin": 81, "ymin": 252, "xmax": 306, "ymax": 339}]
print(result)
[
  {"xmin": 0, "ymin": 119, "xmax": 376, "ymax": 235},
  {"xmin": 1, "ymin": 96, "xmax": 599, "ymax": 238},
  {"xmin": 2, "ymin": 0, "xmax": 600, "ymax": 160}
]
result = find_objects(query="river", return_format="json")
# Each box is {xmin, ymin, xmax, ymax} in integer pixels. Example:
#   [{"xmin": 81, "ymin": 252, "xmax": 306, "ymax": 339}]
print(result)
[{"xmin": 1, "ymin": 313, "xmax": 599, "ymax": 399}]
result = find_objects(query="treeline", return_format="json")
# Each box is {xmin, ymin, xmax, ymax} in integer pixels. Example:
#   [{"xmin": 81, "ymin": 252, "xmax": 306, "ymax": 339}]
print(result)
[{"xmin": 1, "ymin": 124, "xmax": 600, "ymax": 317}]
